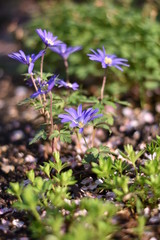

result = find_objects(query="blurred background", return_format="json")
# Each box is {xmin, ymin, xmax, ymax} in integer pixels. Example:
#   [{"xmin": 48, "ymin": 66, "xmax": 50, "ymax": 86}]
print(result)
[{"xmin": 1, "ymin": 0, "xmax": 160, "ymax": 101}]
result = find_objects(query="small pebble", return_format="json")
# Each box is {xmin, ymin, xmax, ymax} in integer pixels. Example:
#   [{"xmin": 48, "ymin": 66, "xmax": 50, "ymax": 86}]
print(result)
[
  {"xmin": 81, "ymin": 177, "xmax": 93, "ymax": 185},
  {"xmin": 0, "ymin": 207, "xmax": 12, "ymax": 215},
  {"xmin": 17, "ymin": 152, "xmax": 24, "ymax": 158},
  {"xmin": 144, "ymin": 207, "xmax": 150, "ymax": 216},
  {"xmin": 106, "ymin": 191, "xmax": 116, "ymax": 200},
  {"xmin": 88, "ymin": 183, "xmax": 98, "ymax": 190},
  {"xmin": 84, "ymin": 125, "xmax": 93, "ymax": 135},
  {"xmin": 130, "ymin": 120, "xmax": 139, "ymax": 128},
  {"xmin": 10, "ymin": 130, "xmax": 25, "ymax": 142},
  {"xmin": 149, "ymin": 216, "xmax": 160, "ymax": 224},
  {"xmin": 8, "ymin": 106, "xmax": 18, "ymax": 118},
  {"xmin": 96, "ymin": 129, "xmax": 106, "ymax": 141},
  {"xmin": 0, "ymin": 224, "xmax": 9, "ymax": 233},
  {"xmin": 95, "ymin": 179, "xmax": 103, "ymax": 185},
  {"xmin": 122, "ymin": 107, "xmax": 133, "ymax": 118},
  {"xmin": 12, "ymin": 219, "xmax": 24, "ymax": 228},
  {"xmin": 1, "ymin": 164, "xmax": 15, "ymax": 173},
  {"xmin": 15, "ymin": 86, "xmax": 28, "ymax": 98},
  {"xmin": 133, "ymin": 131, "xmax": 140, "ymax": 140},
  {"xmin": 24, "ymin": 155, "xmax": 37, "ymax": 163},
  {"xmin": 139, "ymin": 111, "xmax": 154, "ymax": 124}
]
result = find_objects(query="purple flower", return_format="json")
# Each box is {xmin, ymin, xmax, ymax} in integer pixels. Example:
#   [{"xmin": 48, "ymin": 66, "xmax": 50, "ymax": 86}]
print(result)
[
  {"xmin": 8, "ymin": 50, "xmax": 45, "ymax": 73},
  {"xmin": 36, "ymin": 29, "xmax": 62, "ymax": 48},
  {"xmin": 87, "ymin": 46, "xmax": 129, "ymax": 71},
  {"xmin": 50, "ymin": 43, "xmax": 82, "ymax": 59},
  {"xmin": 57, "ymin": 80, "xmax": 79, "ymax": 91},
  {"xmin": 59, "ymin": 104, "xmax": 102, "ymax": 133},
  {"xmin": 30, "ymin": 75, "xmax": 58, "ymax": 98}
]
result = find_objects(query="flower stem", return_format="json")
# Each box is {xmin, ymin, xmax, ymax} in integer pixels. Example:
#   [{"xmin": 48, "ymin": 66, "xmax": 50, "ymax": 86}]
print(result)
[
  {"xmin": 83, "ymin": 134, "xmax": 89, "ymax": 150},
  {"xmin": 92, "ymin": 127, "xmax": 96, "ymax": 147},
  {"xmin": 32, "ymin": 208, "xmax": 41, "ymax": 222},
  {"xmin": 49, "ymin": 92, "xmax": 54, "ymax": 153},
  {"xmin": 30, "ymin": 74, "xmax": 44, "ymax": 115},
  {"xmin": 64, "ymin": 58, "xmax": 69, "ymax": 83},
  {"xmin": 101, "ymin": 69, "xmax": 107, "ymax": 100},
  {"xmin": 40, "ymin": 50, "xmax": 50, "ymax": 122},
  {"xmin": 75, "ymin": 129, "xmax": 82, "ymax": 151}
]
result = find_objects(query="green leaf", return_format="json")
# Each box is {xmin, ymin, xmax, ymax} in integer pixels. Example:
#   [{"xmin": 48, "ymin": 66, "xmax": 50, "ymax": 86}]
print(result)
[
  {"xmin": 40, "ymin": 163, "xmax": 51, "ymax": 178},
  {"xmin": 21, "ymin": 185, "xmax": 38, "ymax": 208},
  {"xmin": 29, "ymin": 129, "xmax": 47, "ymax": 145},
  {"xmin": 18, "ymin": 98, "xmax": 32, "ymax": 106},
  {"xmin": 27, "ymin": 170, "xmax": 35, "ymax": 183},
  {"xmin": 49, "ymin": 130, "xmax": 59, "ymax": 140},
  {"xmin": 60, "ymin": 130, "xmax": 71, "ymax": 143},
  {"xmin": 87, "ymin": 147, "xmax": 99, "ymax": 157},
  {"xmin": 7, "ymin": 182, "xmax": 23, "ymax": 196}
]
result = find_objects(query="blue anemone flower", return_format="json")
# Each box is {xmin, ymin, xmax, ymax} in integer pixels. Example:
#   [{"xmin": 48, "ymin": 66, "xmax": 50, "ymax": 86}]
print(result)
[
  {"xmin": 30, "ymin": 75, "xmax": 58, "ymax": 98},
  {"xmin": 87, "ymin": 46, "xmax": 129, "ymax": 71},
  {"xmin": 8, "ymin": 50, "xmax": 45, "ymax": 73},
  {"xmin": 58, "ymin": 104, "xmax": 102, "ymax": 133},
  {"xmin": 50, "ymin": 43, "xmax": 82, "ymax": 60},
  {"xmin": 57, "ymin": 80, "xmax": 79, "ymax": 91},
  {"xmin": 36, "ymin": 29, "xmax": 62, "ymax": 48}
]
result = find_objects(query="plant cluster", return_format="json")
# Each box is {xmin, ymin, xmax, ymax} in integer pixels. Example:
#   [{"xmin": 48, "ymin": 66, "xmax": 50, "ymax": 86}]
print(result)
[
  {"xmin": 7, "ymin": 27, "xmax": 160, "ymax": 239},
  {"xmin": 9, "ymin": 28, "xmax": 129, "ymax": 152}
]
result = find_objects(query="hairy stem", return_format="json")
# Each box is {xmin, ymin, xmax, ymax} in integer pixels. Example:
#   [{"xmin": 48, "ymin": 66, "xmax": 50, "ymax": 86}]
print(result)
[
  {"xmin": 64, "ymin": 58, "xmax": 69, "ymax": 83},
  {"xmin": 49, "ymin": 92, "xmax": 54, "ymax": 153},
  {"xmin": 83, "ymin": 134, "xmax": 89, "ymax": 150},
  {"xmin": 92, "ymin": 127, "xmax": 96, "ymax": 147},
  {"xmin": 30, "ymin": 74, "xmax": 44, "ymax": 115},
  {"xmin": 75, "ymin": 129, "xmax": 82, "ymax": 151},
  {"xmin": 40, "ymin": 51, "xmax": 50, "ymax": 122},
  {"xmin": 101, "ymin": 69, "xmax": 107, "ymax": 100}
]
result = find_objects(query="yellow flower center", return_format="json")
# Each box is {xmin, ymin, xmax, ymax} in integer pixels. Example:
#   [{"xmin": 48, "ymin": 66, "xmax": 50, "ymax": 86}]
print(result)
[
  {"xmin": 46, "ymin": 38, "xmax": 54, "ymax": 46},
  {"xmin": 79, "ymin": 122, "xmax": 84, "ymax": 128},
  {"xmin": 42, "ymin": 84, "xmax": 48, "ymax": 91},
  {"xmin": 29, "ymin": 57, "xmax": 32, "ymax": 63},
  {"xmin": 104, "ymin": 56, "xmax": 112, "ymax": 65},
  {"xmin": 67, "ymin": 83, "xmax": 72, "ymax": 88}
]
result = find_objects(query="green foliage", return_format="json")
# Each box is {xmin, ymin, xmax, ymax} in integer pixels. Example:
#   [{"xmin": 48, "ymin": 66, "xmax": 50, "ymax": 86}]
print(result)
[
  {"xmin": 7, "ymin": 182, "xmax": 23, "ymax": 202},
  {"xmin": 83, "ymin": 145, "xmax": 113, "ymax": 163},
  {"xmin": 134, "ymin": 215, "xmax": 146, "ymax": 239},
  {"xmin": 23, "ymin": 0, "xmax": 160, "ymax": 95},
  {"xmin": 92, "ymin": 156, "xmax": 113, "ymax": 178},
  {"xmin": 29, "ymin": 127, "xmax": 47, "ymax": 145},
  {"xmin": 119, "ymin": 144, "xmax": 145, "ymax": 168},
  {"xmin": 49, "ymin": 129, "xmax": 71, "ymax": 144},
  {"xmin": 7, "ymin": 155, "xmax": 119, "ymax": 239},
  {"xmin": 8, "ymin": 135, "xmax": 160, "ymax": 239}
]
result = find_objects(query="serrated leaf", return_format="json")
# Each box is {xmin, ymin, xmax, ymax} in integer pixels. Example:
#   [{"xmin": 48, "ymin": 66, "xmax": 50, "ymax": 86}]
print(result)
[
  {"xmin": 102, "ymin": 99, "xmax": 117, "ymax": 109},
  {"xmin": 87, "ymin": 147, "xmax": 99, "ymax": 157},
  {"xmin": 97, "ymin": 124, "xmax": 111, "ymax": 131},
  {"xmin": 49, "ymin": 130, "xmax": 60, "ymax": 140},
  {"xmin": 29, "ymin": 129, "xmax": 47, "ymax": 145},
  {"xmin": 18, "ymin": 98, "xmax": 32, "ymax": 106},
  {"xmin": 60, "ymin": 130, "xmax": 71, "ymax": 143},
  {"xmin": 99, "ymin": 145, "xmax": 110, "ymax": 153}
]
